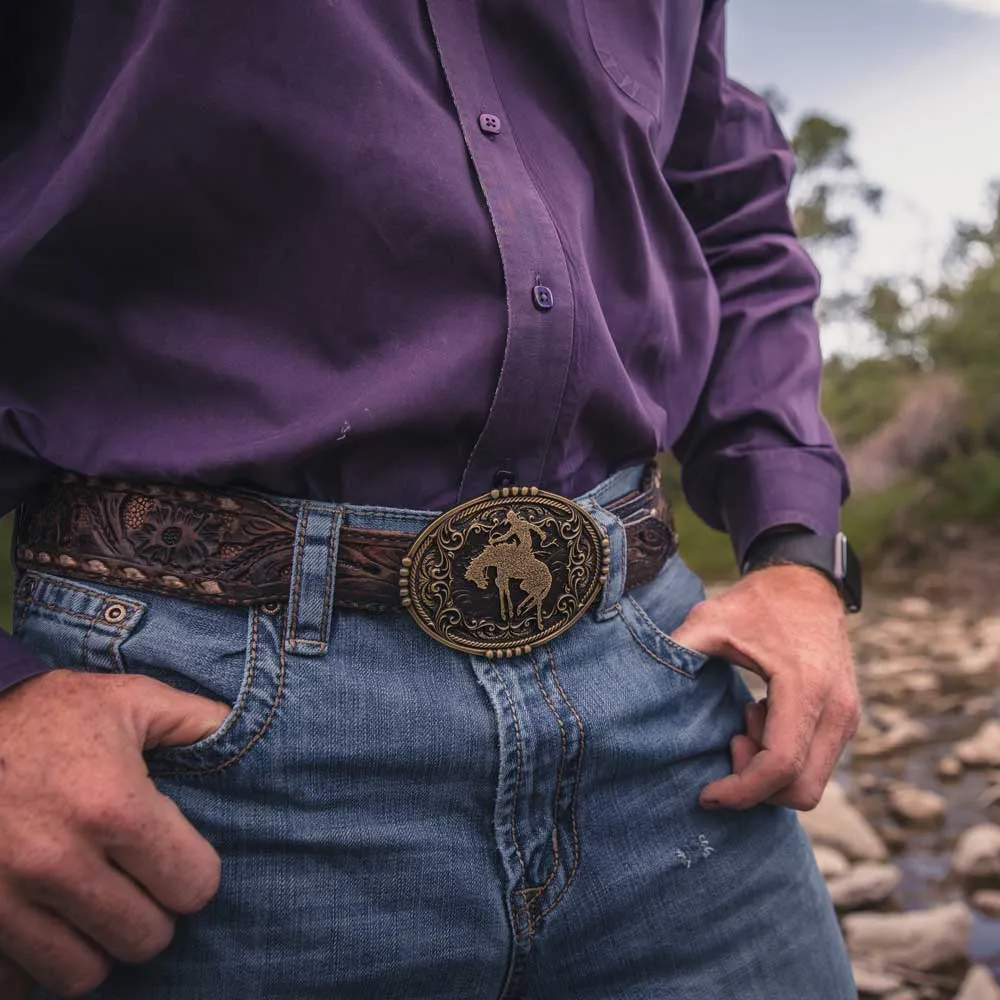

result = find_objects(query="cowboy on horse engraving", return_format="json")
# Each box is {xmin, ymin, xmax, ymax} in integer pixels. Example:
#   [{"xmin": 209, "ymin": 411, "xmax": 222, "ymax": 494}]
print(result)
[{"xmin": 464, "ymin": 510, "xmax": 552, "ymax": 628}]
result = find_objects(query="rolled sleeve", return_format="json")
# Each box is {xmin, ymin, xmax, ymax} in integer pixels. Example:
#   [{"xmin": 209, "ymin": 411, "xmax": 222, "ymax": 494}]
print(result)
[{"xmin": 665, "ymin": 0, "xmax": 849, "ymax": 564}]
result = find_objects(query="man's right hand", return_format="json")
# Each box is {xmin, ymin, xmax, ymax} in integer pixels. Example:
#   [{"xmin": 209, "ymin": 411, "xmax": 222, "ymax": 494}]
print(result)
[{"xmin": 0, "ymin": 669, "xmax": 230, "ymax": 998}]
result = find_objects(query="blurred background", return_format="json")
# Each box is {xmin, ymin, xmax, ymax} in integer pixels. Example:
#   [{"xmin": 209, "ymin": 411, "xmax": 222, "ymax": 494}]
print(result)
[{"xmin": 1, "ymin": 2, "xmax": 998, "ymax": 996}]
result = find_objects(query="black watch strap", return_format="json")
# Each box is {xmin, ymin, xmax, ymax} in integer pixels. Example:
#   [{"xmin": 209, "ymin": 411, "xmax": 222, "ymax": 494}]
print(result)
[{"xmin": 742, "ymin": 531, "xmax": 863, "ymax": 613}]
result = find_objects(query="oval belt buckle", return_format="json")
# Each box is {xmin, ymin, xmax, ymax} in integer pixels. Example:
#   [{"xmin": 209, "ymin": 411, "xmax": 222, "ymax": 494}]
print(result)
[{"xmin": 400, "ymin": 487, "xmax": 610, "ymax": 659}]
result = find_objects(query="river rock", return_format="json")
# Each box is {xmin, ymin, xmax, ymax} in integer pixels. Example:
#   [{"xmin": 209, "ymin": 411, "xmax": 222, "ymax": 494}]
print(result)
[
  {"xmin": 842, "ymin": 903, "xmax": 972, "ymax": 972},
  {"xmin": 971, "ymin": 889, "xmax": 1000, "ymax": 917},
  {"xmin": 798, "ymin": 782, "xmax": 888, "ymax": 861},
  {"xmin": 887, "ymin": 784, "xmax": 947, "ymax": 826},
  {"xmin": 937, "ymin": 756, "xmax": 964, "ymax": 780},
  {"xmin": 898, "ymin": 596, "xmax": 934, "ymax": 619},
  {"xmin": 956, "ymin": 965, "xmax": 1000, "ymax": 1000},
  {"xmin": 956, "ymin": 721, "xmax": 1000, "ymax": 767},
  {"xmin": 958, "ymin": 648, "xmax": 999, "ymax": 680},
  {"xmin": 813, "ymin": 844, "xmax": 851, "ymax": 879},
  {"xmin": 827, "ymin": 862, "xmax": 902, "ymax": 911},
  {"xmin": 852, "ymin": 961, "xmax": 904, "ymax": 995},
  {"xmin": 854, "ymin": 707, "xmax": 931, "ymax": 758},
  {"xmin": 953, "ymin": 824, "xmax": 1000, "ymax": 878}
]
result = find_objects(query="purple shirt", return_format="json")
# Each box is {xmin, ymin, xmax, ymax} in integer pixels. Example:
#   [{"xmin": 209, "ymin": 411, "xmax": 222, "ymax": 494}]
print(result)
[{"xmin": 0, "ymin": 0, "xmax": 847, "ymax": 689}]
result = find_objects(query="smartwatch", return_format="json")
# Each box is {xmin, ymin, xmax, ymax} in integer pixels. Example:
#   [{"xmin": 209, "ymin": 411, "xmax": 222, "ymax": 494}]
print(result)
[{"xmin": 741, "ymin": 531, "xmax": 863, "ymax": 614}]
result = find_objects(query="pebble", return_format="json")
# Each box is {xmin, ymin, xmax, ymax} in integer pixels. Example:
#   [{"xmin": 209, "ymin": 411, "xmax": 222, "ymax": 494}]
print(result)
[
  {"xmin": 842, "ymin": 903, "xmax": 972, "ymax": 972},
  {"xmin": 956, "ymin": 721, "xmax": 1000, "ymax": 768},
  {"xmin": 887, "ymin": 784, "xmax": 947, "ymax": 826},
  {"xmin": 827, "ymin": 862, "xmax": 902, "ymax": 911},
  {"xmin": 813, "ymin": 844, "xmax": 851, "ymax": 879},
  {"xmin": 971, "ymin": 889, "xmax": 1000, "ymax": 917},
  {"xmin": 799, "ymin": 782, "xmax": 889, "ymax": 861},
  {"xmin": 956, "ymin": 964, "xmax": 1000, "ymax": 1000},
  {"xmin": 953, "ymin": 824, "xmax": 1000, "ymax": 878},
  {"xmin": 937, "ymin": 756, "xmax": 964, "ymax": 780},
  {"xmin": 852, "ymin": 961, "xmax": 904, "ymax": 995}
]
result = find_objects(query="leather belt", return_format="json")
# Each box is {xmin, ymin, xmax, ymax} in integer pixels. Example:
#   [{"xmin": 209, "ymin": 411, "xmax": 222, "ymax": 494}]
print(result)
[{"xmin": 13, "ymin": 467, "xmax": 678, "ymax": 616}]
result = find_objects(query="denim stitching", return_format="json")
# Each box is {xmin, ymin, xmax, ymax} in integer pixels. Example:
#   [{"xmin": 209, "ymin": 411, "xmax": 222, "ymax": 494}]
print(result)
[
  {"xmin": 319, "ymin": 511, "xmax": 338, "ymax": 645},
  {"xmin": 486, "ymin": 659, "xmax": 528, "ymax": 902},
  {"xmin": 619, "ymin": 597, "xmax": 700, "ymax": 679},
  {"xmin": 155, "ymin": 608, "xmax": 285, "ymax": 777},
  {"xmin": 511, "ymin": 652, "xmax": 568, "ymax": 910},
  {"xmin": 287, "ymin": 505, "xmax": 311, "ymax": 646},
  {"xmin": 522, "ymin": 646, "xmax": 585, "ymax": 929},
  {"xmin": 19, "ymin": 597, "xmax": 105, "ymax": 625},
  {"xmin": 21, "ymin": 574, "xmax": 145, "ymax": 605}
]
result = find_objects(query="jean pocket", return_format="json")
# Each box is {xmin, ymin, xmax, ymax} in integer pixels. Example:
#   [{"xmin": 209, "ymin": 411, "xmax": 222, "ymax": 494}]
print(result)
[
  {"xmin": 615, "ymin": 555, "xmax": 710, "ymax": 679},
  {"xmin": 13, "ymin": 570, "xmax": 284, "ymax": 776}
]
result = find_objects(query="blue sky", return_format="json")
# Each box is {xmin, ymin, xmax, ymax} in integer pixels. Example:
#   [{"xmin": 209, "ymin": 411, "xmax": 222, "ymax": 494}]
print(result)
[{"xmin": 726, "ymin": 0, "xmax": 1000, "ymax": 346}]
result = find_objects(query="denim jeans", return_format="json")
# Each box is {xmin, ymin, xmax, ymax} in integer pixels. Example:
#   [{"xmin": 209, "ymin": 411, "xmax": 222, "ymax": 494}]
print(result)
[{"xmin": 15, "ymin": 466, "xmax": 855, "ymax": 999}]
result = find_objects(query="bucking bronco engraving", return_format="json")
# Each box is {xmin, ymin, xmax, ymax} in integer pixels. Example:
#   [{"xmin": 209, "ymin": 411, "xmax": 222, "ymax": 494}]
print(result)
[{"xmin": 464, "ymin": 510, "xmax": 552, "ymax": 628}]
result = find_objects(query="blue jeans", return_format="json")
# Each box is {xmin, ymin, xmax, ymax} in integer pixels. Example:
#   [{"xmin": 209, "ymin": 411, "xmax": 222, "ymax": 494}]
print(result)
[{"xmin": 15, "ymin": 466, "xmax": 855, "ymax": 999}]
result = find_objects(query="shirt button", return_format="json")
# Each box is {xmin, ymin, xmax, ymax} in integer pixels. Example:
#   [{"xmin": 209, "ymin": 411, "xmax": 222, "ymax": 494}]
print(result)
[
  {"xmin": 532, "ymin": 284, "xmax": 555, "ymax": 311},
  {"xmin": 478, "ymin": 113, "xmax": 502, "ymax": 135}
]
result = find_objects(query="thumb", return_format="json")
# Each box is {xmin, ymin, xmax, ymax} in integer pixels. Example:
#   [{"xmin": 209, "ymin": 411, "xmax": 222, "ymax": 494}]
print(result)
[
  {"xmin": 124, "ymin": 676, "xmax": 231, "ymax": 750},
  {"xmin": 671, "ymin": 606, "xmax": 761, "ymax": 675}
]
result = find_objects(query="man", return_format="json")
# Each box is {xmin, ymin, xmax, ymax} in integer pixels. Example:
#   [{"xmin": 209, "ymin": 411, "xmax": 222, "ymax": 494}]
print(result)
[{"xmin": 0, "ymin": 2, "xmax": 862, "ymax": 997}]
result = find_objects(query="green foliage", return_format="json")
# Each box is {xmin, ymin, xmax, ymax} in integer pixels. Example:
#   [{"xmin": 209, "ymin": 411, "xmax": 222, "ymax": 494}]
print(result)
[{"xmin": 820, "ymin": 355, "xmax": 915, "ymax": 446}]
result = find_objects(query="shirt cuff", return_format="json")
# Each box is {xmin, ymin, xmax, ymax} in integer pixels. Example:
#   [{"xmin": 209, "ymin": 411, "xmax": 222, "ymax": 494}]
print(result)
[
  {"xmin": 0, "ymin": 629, "xmax": 51, "ymax": 696},
  {"xmin": 713, "ymin": 449, "xmax": 847, "ymax": 566}
]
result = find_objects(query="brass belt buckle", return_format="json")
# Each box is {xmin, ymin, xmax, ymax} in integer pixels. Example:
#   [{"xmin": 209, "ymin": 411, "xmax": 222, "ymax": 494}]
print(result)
[{"xmin": 400, "ymin": 486, "xmax": 609, "ymax": 659}]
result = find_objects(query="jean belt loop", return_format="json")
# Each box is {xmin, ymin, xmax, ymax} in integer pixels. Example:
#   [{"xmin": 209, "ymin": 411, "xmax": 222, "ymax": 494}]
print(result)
[
  {"xmin": 586, "ymin": 502, "xmax": 627, "ymax": 621},
  {"xmin": 284, "ymin": 503, "xmax": 344, "ymax": 657}
]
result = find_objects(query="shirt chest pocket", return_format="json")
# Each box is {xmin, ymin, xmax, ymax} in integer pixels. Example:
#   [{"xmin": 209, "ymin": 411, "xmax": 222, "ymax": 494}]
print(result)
[{"xmin": 582, "ymin": 0, "xmax": 703, "ymax": 122}]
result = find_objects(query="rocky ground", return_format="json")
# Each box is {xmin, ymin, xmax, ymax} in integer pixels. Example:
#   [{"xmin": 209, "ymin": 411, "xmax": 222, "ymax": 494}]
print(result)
[{"xmin": 769, "ymin": 592, "xmax": 1000, "ymax": 999}]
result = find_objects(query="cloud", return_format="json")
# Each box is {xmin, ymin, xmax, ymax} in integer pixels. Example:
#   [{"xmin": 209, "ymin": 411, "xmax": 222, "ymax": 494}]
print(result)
[{"xmin": 924, "ymin": 0, "xmax": 1000, "ymax": 16}]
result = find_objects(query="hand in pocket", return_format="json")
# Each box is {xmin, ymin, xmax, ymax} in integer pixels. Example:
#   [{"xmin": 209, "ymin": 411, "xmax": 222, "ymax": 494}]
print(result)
[{"xmin": 0, "ymin": 670, "xmax": 229, "ymax": 997}]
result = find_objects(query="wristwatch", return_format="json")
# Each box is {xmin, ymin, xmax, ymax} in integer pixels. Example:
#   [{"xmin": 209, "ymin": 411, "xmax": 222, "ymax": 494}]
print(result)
[{"xmin": 741, "ymin": 530, "xmax": 863, "ymax": 613}]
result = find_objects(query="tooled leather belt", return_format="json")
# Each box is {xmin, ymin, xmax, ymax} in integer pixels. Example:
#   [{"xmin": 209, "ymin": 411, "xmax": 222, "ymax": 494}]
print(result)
[{"xmin": 14, "ymin": 467, "xmax": 678, "ymax": 639}]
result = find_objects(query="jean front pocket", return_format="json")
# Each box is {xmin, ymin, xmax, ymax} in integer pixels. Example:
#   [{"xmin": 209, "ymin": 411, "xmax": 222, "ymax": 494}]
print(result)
[
  {"xmin": 615, "ymin": 554, "xmax": 711, "ymax": 679},
  {"xmin": 13, "ymin": 570, "xmax": 285, "ymax": 776}
]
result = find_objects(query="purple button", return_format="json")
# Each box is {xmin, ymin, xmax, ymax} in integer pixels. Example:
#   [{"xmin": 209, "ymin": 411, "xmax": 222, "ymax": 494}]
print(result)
[
  {"xmin": 532, "ymin": 285, "xmax": 554, "ymax": 311},
  {"xmin": 478, "ymin": 113, "xmax": 502, "ymax": 135}
]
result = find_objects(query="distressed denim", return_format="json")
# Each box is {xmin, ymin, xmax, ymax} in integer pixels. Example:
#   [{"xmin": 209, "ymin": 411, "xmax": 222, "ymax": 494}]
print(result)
[{"xmin": 15, "ymin": 466, "xmax": 855, "ymax": 999}]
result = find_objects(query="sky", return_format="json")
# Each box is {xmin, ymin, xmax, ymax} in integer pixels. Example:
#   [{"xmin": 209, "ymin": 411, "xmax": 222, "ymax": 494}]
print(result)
[{"xmin": 726, "ymin": 0, "xmax": 1000, "ymax": 349}]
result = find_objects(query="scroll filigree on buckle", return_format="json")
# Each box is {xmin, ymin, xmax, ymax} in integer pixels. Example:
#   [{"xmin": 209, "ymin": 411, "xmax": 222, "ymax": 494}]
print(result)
[{"xmin": 400, "ymin": 486, "xmax": 609, "ymax": 658}]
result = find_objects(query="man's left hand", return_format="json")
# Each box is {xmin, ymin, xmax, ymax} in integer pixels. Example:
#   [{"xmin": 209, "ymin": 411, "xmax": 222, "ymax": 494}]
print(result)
[{"xmin": 671, "ymin": 564, "xmax": 860, "ymax": 812}]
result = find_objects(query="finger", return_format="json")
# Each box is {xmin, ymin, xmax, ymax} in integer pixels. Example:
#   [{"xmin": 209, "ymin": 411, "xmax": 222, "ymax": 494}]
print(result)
[
  {"xmin": 729, "ymin": 733, "xmax": 759, "ymax": 775},
  {"xmin": 745, "ymin": 699, "xmax": 766, "ymax": 745},
  {"xmin": 106, "ymin": 790, "xmax": 221, "ymax": 916},
  {"xmin": 0, "ymin": 954, "xmax": 35, "ymax": 1000},
  {"xmin": 0, "ymin": 902, "xmax": 111, "ymax": 997},
  {"xmin": 32, "ymin": 859, "xmax": 175, "ymax": 965},
  {"xmin": 766, "ymin": 702, "xmax": 852, "ymax": 811},
  {"xmin": 116, "ymin": 675, "xmax": 230, "ymax": 751},
  {"xmin": 700, "ymin": 674, "xmax": 822, "ymax": 810}
]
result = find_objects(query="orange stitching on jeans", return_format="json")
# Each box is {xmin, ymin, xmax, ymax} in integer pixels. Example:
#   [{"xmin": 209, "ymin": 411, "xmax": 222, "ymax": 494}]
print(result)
[
  {"xmin": 154, "ymin": 608, "xmax": 285, "ymax": 777},
  {"xmin": 520, "ymin": 647, "xmax": 586, "ymax": 930},
  {"xmin": 619, "ymin": 601, "xmax": 698, "ymax": 679},
  {"xmin": 511, "ymin": 652, "xmax": 568, "ymax": 910},
  {"xmin": 487, "ymin": 659, "xmax": 528, "ymax": 898},
  {"xmin": 19, "ymin": 597, "xmax": 104, "ymax": 624},
  {"xmin": 21, "ymin": 574, "xmax": 144, "ymax": 605}
]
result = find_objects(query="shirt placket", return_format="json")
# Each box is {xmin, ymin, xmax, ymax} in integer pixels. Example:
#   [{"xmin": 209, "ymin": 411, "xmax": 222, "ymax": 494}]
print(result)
[{"xmin": 425, "ymin": 0, "xmax": 576, "ymax": 501}]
